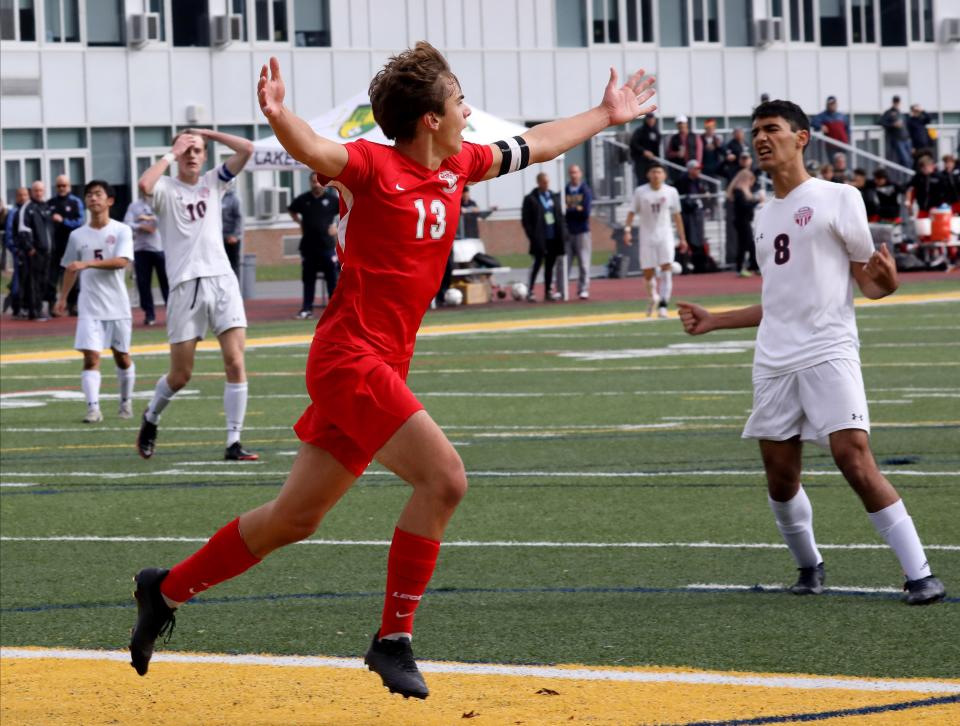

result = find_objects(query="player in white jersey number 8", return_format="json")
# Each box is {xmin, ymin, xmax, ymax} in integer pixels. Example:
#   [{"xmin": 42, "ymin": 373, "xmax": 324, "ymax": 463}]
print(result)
[{"xmin": 678, "ymin": 100, "xmax": 945, "ymax": 606}]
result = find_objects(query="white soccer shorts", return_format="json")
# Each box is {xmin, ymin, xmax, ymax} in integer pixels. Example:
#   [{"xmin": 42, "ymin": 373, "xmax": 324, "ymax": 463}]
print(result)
[
  {"xmin": 742, "ymin": 358, "xmax": 870, "ymax": 446},
  {"xmin": 639, "ymin": 238, "xmax": 674, "ymax": 270},
  {"xmin": 167, "ymin": 273, "xmax": 247, "ymax": 344},
  {"xmin": 74, "ymin": 317, "xmax": 132, "ymax": 353}
]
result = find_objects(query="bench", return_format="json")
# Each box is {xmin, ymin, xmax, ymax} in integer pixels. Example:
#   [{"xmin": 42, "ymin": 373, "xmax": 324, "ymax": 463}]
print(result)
[{"xmin": 449, "ymin": 238, "xmax": 511, "ymax": 303}]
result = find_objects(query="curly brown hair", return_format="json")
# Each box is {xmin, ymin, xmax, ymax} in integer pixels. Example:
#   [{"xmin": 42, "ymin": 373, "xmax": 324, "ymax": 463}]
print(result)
[{"xmin": 368, "ymin": 41, "xmax": 459, "ymax": 142}]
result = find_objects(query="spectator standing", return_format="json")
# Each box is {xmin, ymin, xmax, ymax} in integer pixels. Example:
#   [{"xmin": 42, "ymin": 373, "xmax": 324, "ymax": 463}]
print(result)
[
  {"xmin": 811, "ymin": 96, "xmax": 850, "ymax": 154},
  {"xmin": 906, "ymin": 154, "xmax": 945, "ymax": 216},
  {"xmin": 727, "ymin": 167, "xmax": 760, "ymax": 277},
  {"xmin": 288, "ymin": 172, "xmax": 339, "ymax": 319},
  {"xmin": 522, "ymin": 172, "xmax": 565, "ymax": 302},
  {"xmin": 124, "ymin": 195, "xmax": 168, "ymax": 326},
  {"xmin": 458, "ymin": 185, "xmax": 495, "ymax": 239},
  {"xmin": 0, "ymin": 198, "xmax": 7, "ymax": 274},
  {"xmin": 700, "ymin": 118, "xmax": 724, "ymax": 177},
  {"xmin": 666, "ymin": 115, "xmax": 703, "ymax": 169},
  {"xmin": 674, "ymin": 159, "xmax": 708, "ymax": 272},
  {"xmin": 221, "ymin": 183, "xmax": 244, "ymax": 278},
  {"xmin": 831, "ymin": 153, "xmax": 849, "ymax": 183},
  {"xmin": 629, "ymin": 114, "xmax": 661, "ymax": 183},
  {"xmin": 849, "ymin": 169, "xmax": 875, "ymax": 217},
  {"xmin": 872, "ymin": 169, "xmax": 903, "ymax": 222},
  {"xmin": 940, "ymin": 154, "xmax": 959, "ymax": 212},
  {"xmin": 722, "ymin": 128, "xmax": 748, "ymax": 180},
  {"xmin": 11, "ymin": 181, "xmax": 55, "ymax": 320},
  {"xmin": 55, "ymin": 181, "xmax": 136, "ymax": 424},
  {"xmin": 564, "ymin": 164, "xmax": 592, "ymax": 300},
  {"xmin": 906, "ymin": 105, "xmax": 934, "ymax": 158},
  {"xmin": 3, "ymin": 187, "xmax": 29, "ymax": 316},
  {"xmin": 819, "ymin": 163, "xmax": 835, "ymax": 183},
  {"xmin": 47, "ymin": 174, "xmax": 85, "ymax": 315},
  {"xmin": 880, "ymin": 96, "xmax": 913, "ymax": 168}
]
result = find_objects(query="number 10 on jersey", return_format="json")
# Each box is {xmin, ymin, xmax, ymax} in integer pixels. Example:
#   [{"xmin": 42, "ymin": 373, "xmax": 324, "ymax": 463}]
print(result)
[{"xmin": 414, "ymin": 199, "xmax": 446, "ymax": 240}]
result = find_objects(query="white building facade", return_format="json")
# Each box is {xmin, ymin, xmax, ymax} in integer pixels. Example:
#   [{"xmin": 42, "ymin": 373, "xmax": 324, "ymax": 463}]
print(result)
[{"xmin": 2, "ymin": 0, "xmax": 958, "ymax": 217}]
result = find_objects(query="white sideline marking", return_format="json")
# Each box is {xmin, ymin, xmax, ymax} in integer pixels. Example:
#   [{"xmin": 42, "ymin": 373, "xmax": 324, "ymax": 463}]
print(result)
[
  {"xmin": 687, "ymin": 583, "xmax": 902, "ymax": 594},
  {"xmin": 1, "ymin": 647, "xmax": 957, "ymax": 693},
  {"xmin": 2, "ymin": 535, "xmax": 958, "ymax": 551},
  {"xmin": 0, "ymin": 482, "xmax": 38, "ymax": 488}
]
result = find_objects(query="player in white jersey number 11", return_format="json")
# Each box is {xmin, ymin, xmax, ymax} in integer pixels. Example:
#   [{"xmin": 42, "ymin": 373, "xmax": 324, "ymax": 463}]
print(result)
[{"xmin": 678, "ymin": 100, "xmax": 945, "ymax": 606}]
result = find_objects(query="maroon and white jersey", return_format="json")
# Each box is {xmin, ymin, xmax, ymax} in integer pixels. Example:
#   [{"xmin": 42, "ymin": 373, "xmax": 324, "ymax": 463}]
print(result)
[
  {"xmin": 753, "ymin": 177, "xmax": 874, "ymax": 379},
  {"xmin": 61, "ymin": 220, "xmax": 133, "ymax": 320},
  {"xmin": 149, "ymin": 167, "xmax": 233, "ymax": 288}
]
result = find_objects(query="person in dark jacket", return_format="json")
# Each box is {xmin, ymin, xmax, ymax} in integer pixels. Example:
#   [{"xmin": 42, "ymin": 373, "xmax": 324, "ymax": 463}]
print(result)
[
  {"xmin": 666, "ymin": 115, "xmax": 702, "ymax": 171},
  {"xmin": 47, "ymin": 174, "xmax": 85, "ymax": 314},
  {"xmin": 629, "ymin": 114, "xmax": 661, "ymax": 183},
  {"xmin": 564, "ymin": 164, "xmax": 592, "ymax": 299},
  {"xmin": 727, "ymin": 168, "xmax": 760, "ymax": 277},
  {"xmin": 522, "ymin": 173, "xmax": 565, "ymax": 302},
  {"xmin": 940, "ymin": 154, "xmax": 959, "ymax": 212},
  {"xmin": 674, "ymin": 160, "xmax": 709, "ymax": 273},
  {"xmin": 906, "ymin": 154, "xmax": 945, "ymax": 214},
  {"xmin": 2, "ymin": 187, "xmax": 28, "ymax": 316},
  {"xmin": 288, "ymin": 173, "xmax": 339, "ymax": 319},
  {"xmin": 906, "ymin": 105, "xmax": 934, "ymax": 159},
  {"xmin": 879, "ymin": 96, "xmax": 912, "ymax": 168},
  {"xmin": 11, "ymin": 181, "xmax": 55, "ymax": 319},
  {"xmin": 871, "ymin": 169, "xmax": 903, "ymax": 222}
]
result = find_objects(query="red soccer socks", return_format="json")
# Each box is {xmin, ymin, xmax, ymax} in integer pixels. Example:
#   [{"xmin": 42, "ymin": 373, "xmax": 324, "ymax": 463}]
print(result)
[{"xmin": 379, "ymin": 528, "xmax": 441, "ymax": 639}]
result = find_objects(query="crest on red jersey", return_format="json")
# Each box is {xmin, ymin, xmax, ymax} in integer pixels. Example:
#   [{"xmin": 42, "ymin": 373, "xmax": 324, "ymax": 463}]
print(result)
[
  {"xmin": 794, "ymin": 206, "xmax": 813, "ymax": 227},
  {"xmin": 438, "ymin": 170, "xmax": 459, "ymax": 194}
]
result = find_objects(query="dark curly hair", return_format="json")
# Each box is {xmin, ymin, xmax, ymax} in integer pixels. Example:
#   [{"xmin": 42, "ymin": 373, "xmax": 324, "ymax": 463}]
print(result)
[{"xmin": 369, "ymin": 41, "xmax": 459, "ymax": 142}]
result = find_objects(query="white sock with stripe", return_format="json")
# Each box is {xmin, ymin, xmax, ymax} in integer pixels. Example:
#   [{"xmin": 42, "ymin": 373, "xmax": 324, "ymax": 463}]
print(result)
[
  {"xmin": 145, "ymin": 375, "xmax": 175, "ymax": 424},
  {"xmin": 224, "ymin": 382, "xmax": 248, "ymax": 447},
  {"xmin": 117, "ymin": 363, "xmax": 135, "ymax": 405},
  {"xmin": 768, "ymin": 486, "xmax": 822, "ymax": 568},
  {"xmin": 81, "ymin": 370, "xmax": 101, "ymax": 410},
  {"xmin": 868, "ymin": 499, "xmax": 932, "ymax": 581},
  {"xmin": 660, "ymin": 269, "xmax": 673, "ymax": 304}
]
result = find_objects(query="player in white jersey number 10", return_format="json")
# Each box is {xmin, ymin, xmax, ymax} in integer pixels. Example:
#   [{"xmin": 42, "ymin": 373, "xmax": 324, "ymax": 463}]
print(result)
[{"xmin": 678, "ymin": 100, "xmax": 945, "ymax": 606}]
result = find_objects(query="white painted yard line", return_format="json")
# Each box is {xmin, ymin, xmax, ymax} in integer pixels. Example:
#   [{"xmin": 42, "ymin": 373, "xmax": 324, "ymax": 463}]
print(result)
[
  {"xmin": 1, "ymin": 647, "xmax": 957, "ymax": 693},
  {"xmin": 687, "ymin": 583, "xmax": 902, "ymax": 594},
  {"xmin": 2, "ymin": 535, "xmax": 958, "ymax": 551},
  {"xmin": 0, "ymin": 426, "xmax": 293, "ymax": 433},
  {"xmin": 0, "ymin": 482, "xmax": 39, "ymax": 488}
]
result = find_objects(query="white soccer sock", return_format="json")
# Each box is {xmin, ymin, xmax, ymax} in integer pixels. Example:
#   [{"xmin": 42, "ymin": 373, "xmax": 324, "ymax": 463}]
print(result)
[
  {"xmin": 81, "ymin": 370, "xmax": 101, "ymax": 410},
  {"xmin": 645, "ymin": 276, "xmax": 658, "ymax": 300},
  {"xmin": 768, "ymin": 486, "xmax": 822, "ymax": 568},
  {"xmin": 224, "ymin": 382, "xmax": 248, "ymax": 446},
  {"xmin": 117, "ymin": 363, "xmax": 136, "ymax": 404},
  {"xmin": 868, "ymin": 499, "xmax": 932, "ymax": 581},
  {"xmin": 145, "ymin": 374, "xmax": 176, "ymax": 424},
  {"xmin": 660, "ymin": 269, "xmax": 673, "ymax": 304}
]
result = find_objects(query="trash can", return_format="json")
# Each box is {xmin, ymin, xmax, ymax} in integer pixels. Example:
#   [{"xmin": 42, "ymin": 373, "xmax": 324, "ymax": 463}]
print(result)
[{"xmin": 240, "ymin": 253, "xmax": 256, "ymax": 300}]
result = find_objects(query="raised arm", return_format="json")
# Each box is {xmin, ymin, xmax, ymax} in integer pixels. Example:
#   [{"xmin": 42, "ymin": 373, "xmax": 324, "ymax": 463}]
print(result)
[
  {"xmin": 188, "ymin": 128, "xmax": 254, "ymax": 177},
  {"xmin": 480, "ymin": 68, "xmax": 656, "ymax": 181},
  {"xmin": 258, "ymin": 57, "xmax": 348, "ymax": 178},
  {"xmin": 139, "ymin": 133, "xmax": 194, "ymax": 197}
]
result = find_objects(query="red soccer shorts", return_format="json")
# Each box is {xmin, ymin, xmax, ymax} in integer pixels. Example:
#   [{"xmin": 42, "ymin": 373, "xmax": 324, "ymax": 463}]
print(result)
[{"xmin": 294, "ymin": 340, "xmax": 423, "ymax": 476}]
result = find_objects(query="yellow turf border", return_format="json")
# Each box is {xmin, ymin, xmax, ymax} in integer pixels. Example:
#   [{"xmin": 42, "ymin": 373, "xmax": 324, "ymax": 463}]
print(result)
[{"xmin": 1, "ymin": 291, "xmax": 957, "ymax": 366}]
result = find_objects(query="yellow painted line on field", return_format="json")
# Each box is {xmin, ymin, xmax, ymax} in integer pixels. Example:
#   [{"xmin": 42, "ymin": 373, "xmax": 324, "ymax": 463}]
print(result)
[
  {"xmin": 2, "ymin": 648, "xmax": 958, "ymax": 726},
  {"xmin": 2, "ymin": 291, "xmax": 957, "ymax": 366}
]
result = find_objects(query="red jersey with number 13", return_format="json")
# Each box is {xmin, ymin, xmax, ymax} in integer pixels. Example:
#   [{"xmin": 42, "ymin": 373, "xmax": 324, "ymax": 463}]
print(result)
[{"xmin": 315, "ymin": 139, "xmax": 492, "ymax": 363}]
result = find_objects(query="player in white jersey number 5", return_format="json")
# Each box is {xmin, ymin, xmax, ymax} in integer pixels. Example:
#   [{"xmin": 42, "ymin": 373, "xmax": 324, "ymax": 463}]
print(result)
[
  {"xmin": 136, "ymin": 129, "xmax": 258, "ymax": 461},
  {"xmin": 55, "ymin": 181, "xmax": 136, "ymax": 424},
  {"xmin": 678, "ymin": 100, "xmax": 945, "ymax": 605}
]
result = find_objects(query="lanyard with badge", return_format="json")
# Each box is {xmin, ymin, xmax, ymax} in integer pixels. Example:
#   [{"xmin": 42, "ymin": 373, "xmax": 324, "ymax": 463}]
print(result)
[{"xmin": 540, "ymin": 192, "xmax": 555, "ymax": 226}]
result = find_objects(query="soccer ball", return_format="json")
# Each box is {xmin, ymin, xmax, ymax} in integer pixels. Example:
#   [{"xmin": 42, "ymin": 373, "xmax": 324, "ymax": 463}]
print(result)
[
  {"xmin": 671, "ymin": 261, "xmax": 683, "ymax": 274},
  {"xmin": 444, "ymin": 288, "xmax": 464, "ymax": 306},
  {"xmin": 511, "ymin": 282, "xmax": 528, "ymax": 300}
]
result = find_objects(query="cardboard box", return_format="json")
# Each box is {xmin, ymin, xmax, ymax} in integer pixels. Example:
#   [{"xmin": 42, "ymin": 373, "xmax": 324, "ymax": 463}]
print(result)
[{"xmin": 456, "ymin": 281, "xmax": 489, "ymax": 305}]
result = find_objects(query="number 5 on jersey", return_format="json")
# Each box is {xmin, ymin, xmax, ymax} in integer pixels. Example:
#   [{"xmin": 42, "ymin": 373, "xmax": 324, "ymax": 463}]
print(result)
[{"xmin": 414, "ymin": 198, "xmax": 446, "ymax": 240}]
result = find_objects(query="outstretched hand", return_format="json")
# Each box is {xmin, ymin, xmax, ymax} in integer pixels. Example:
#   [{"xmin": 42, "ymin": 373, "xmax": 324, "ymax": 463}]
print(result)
[
  {"xmin": 258, "ymin": 57, "xmax": 286, "ymax": 119},
  {"xmin": 862, "ymin": 243, "xmax": 898, "ymax": 294},
  {"xmin": 601, "ymin": 68, "xmax": 657, "ymax": 127},
  {"xmin": 677, "ymin": 301, "xmax": 713, "ymax": 336}
]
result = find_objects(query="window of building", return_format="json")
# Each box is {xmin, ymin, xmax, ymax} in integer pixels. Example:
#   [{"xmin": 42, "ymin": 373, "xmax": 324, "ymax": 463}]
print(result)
[
  {"xmin": 879, "ymin": 0, "xmax": 906, "ymax": 45},
  {"xmin": 850, "ymin": 0, "xmax": 876, "ymax": 43},
  {"xmin": 789, "ymin": 0, "xmax": 815, "ymax": 42},
  {"xmin": 44, "ymin": 0, "xmax": 79, "ymax": 42},
  {"xmin": 48, "ymin": 156, "xmax": 87, "ymax": 195},
  {"xmin": 692, "ymin": 0, "xmax": 720, "ymax": 43},
  {"xmin": 86, "ymin": 0, "xmax": 124, "ymax": 46},
  {"xmin": 592, "ymin": 0, "xmax": 620, "ymax": 43},
  {"xmin": 172, "ymin": 0, "xmax": 209, "ymax": 46},
  {"xmin": 4, "ymin": 157, "xmax": 42, "ymax": 202},
  {"xmin": 147, "ymin": 0, "xmax": 166, "ymax": 41},
  {"xmin": 0, "ymin": 0, "xmax": 36, "ymax": 40},
  {"xmin": 556, "ymin": 0, "xmax": 587, "ymax": 45},
  {"xmin": 134, "ymin": 127, "xmax": 172, "ymax": 147},
  {"xmin": 626, "ymin": 0, "xmax": 654, "ymax": 42},
  {"xmin": 909, "ymin": 0, "xmax": 933, "ymax": 42},
  {"xmin": 659, "ymin": 0, "xmax": 688, "ymax": 46},
  {"xmin": 2, "ymin": 128, "xmax": 43, "ymax": 150},
  {"xmin": 47, "ymin": 128, "xmax": 86, "ymax": 149},
  {"xmin": 819, "ymin": 0, "xmax": 846, "ymax": 45},
  {"xmin": 724, "ymin": 0, "xmax": 751, "ymax": 46},
  {"xmin": 294, "ymin": 0, "xmax": 329, "ymax": 46},
  {"xmin": 91, "ymin": 128, "xmax": 131, "ymax": 218},
  {"xmin": 255, "ymin": 0, "xmax": 287, "ymax": 42}
]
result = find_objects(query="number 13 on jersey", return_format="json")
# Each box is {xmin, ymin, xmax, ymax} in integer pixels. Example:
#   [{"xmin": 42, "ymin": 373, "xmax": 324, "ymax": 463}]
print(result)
[{"xmin": 414, "ymin": 198, "xmax": 446, "ymax": 240}]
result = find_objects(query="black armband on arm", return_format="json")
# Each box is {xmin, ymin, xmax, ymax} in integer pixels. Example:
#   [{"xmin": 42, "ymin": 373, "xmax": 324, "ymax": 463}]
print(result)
[{"xmin": 494, "ymin": 136, "xmax": 531, "ymax": 177}]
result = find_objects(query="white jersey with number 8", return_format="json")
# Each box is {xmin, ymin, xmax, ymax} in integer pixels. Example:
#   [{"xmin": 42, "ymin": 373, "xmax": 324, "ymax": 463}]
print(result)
[
  {"xmin": 149, "ymin": 166, "xmax": 233, "ymax": 288},
  {"xmin": 752, "ymin": 177, "xmax": 875, "ymax": 379}
]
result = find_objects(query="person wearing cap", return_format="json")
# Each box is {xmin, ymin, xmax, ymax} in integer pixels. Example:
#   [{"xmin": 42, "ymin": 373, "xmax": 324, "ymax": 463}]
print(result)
[
  {"xmin": 629, "ymin": 113, "xmax": 662, "ymax": 183},
  {"xmin": 666, "ymin": 115, "xmax": 703, "ymax": 171},
  {"xmin": 880, "ymin": 95, "xmax": 912, "ymax": 168},
  {"xmin": 674, "ymin": 159, "xmax": 710, "ymax": 273},
  {"xmin": 811, "ymin": 96, "xmax": 850, "ymax": 148}
]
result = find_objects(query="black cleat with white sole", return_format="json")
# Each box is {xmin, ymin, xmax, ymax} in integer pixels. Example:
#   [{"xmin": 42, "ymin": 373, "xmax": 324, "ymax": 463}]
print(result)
[
  {"xmin": 789, "ymin": 562, "xmax": 825, "ymax": 595},
  {"xmin": 364, "ymin": 631, "xmax": 429, "ymax": 699},
  {"xmin": 903, "ymin": 575, "xmax": 946, "ymax": 605},
  {"xmin": 137, "ymin": 414, "xmax": 158, "ymax": 459},
  {"xmin": 129, "ymin": 567, "xmax": 176, "ymax": 676}
]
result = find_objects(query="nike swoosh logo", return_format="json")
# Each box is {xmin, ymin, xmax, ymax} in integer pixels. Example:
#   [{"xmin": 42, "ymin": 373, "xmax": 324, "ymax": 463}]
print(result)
[
  {"xmin": 395, "ymin": 183, "xmax": 405, "ymax": 191},
  {"xmin": 395, "ymin": 610, "xmax": 416, "ymax": 618}
]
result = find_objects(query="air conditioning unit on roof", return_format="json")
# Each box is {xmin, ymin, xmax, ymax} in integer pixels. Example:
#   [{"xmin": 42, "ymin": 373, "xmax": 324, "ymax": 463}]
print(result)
[
  {"xmin": 129, "ymin": 13, "xmax": 161, "ymax": 47},
  {"xmin": 212, "ymin": 14, "xmax": 244, "ymax": 46},
  {"xmin": 257, "ymin": 187, "xmax": 291, "ymax": 219},
  {"xmin": 754, "ymin": 17, "xmax": 782, "ymax": 47}
]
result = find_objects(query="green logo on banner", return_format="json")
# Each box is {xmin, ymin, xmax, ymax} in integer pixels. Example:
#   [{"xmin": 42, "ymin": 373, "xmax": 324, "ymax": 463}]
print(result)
[{"xmin": 338, "ymin": 104, "xmax": 376, "ymax": 139}]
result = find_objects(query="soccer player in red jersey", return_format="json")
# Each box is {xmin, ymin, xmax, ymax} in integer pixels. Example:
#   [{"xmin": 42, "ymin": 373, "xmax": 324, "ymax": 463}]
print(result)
[{"xmin": 129, "ymin": 42, "xmax": 656, "ymax": 699}]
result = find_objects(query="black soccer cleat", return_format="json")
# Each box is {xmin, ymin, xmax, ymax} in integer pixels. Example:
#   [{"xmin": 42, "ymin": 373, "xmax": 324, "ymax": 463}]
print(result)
[
  {"xmin": 903, "ymin": 575, "xmax": 946, "ymax": 606},
  {"xmin": 129, "ymin": 567, "xmax": 176, "ymax": 676},
  {"xmin": 225, "ymin": 442, "xmax": 259, "ymax": 461},
  {"xmin": 789, "ymin": 562, "xmax": 825, "ymax": 595},
  {"xmin": 137, "ymin": 414, "xmax": 158, "ymax": 459},
  {"xmin": 364, "ymin": 631, "xmax": 429, "ymax": 699}
]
